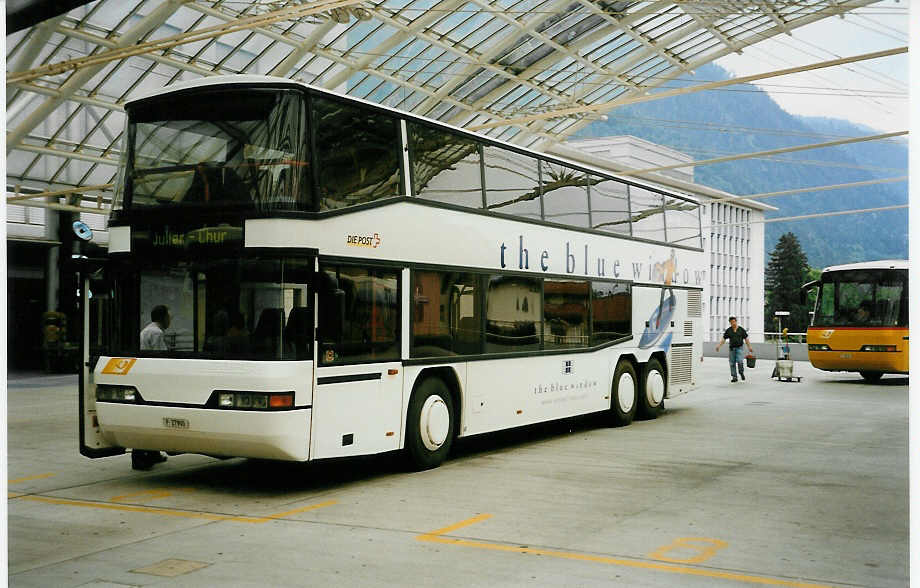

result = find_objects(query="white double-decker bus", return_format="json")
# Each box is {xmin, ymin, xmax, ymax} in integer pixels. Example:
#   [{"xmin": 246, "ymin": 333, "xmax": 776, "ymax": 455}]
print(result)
[{"xmin": 79, "ymin": 76, "xmax": 706, "ymax": 471}]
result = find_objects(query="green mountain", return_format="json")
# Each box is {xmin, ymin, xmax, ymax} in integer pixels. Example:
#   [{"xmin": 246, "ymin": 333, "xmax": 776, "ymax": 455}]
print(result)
[{"xmin": 574, "ymin": 63, "xmax": 909, "ymax": 268}]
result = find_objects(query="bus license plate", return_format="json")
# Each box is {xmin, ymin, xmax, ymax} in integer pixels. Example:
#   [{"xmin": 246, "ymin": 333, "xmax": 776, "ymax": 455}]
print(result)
[
  {"xmin": 839, "ymin": 353, "xmax": 852, "ymax": 359},
  {"xmin": 163, "ymin": 417, "xmax": 189, "ymax": 429}
]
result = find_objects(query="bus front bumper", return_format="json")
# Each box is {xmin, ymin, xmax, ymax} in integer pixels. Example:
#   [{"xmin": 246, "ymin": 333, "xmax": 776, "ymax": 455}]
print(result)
[
  {"xmin": 807, "ymin": 350, "xmax": 908, "ymax": 374},
  {"xmin": 96, "ymin": 403, "xmax": 311, "ymax": 461}
]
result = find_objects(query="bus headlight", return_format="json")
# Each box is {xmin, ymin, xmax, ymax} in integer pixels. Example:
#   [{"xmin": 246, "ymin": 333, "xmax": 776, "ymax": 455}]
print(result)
[
  {"xmin": 212, "ymin": 391, "xmax": 294, "ymax": 410},
  {"xmin": 96, "ymin": 384, "xmax": 139, "ymax": 403},
  {"xmin": 860, "ymin": 345, "xmax": 897, "ymax": 352},
  {"xmin": 808, "ymin": 344, "xmax": 831, "ymax": 351}
]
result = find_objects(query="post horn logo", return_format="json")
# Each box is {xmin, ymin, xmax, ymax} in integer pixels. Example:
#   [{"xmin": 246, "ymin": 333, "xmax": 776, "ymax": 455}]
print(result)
[{"xmin": 346, "ymin": 233, "xmax": 381, "ymax": 248}]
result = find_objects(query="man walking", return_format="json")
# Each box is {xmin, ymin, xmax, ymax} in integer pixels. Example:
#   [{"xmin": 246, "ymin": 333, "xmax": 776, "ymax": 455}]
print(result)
[{"xmin": 715, "ymin": 316, "xmax": 754, "ymax": 382}]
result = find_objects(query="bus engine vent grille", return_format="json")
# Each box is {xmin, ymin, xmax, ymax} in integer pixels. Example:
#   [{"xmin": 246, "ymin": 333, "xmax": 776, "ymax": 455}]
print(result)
[
  {"xmin": 670, "ymin": 347, "xmax": 693, "ymax": 385},
  {"xmin": 687, "ymin": 291, "xmax": 703, "ymax": 317},
  {"xmin": 683, "ymin": 321, "xmax": 693, "ymax": 337}
]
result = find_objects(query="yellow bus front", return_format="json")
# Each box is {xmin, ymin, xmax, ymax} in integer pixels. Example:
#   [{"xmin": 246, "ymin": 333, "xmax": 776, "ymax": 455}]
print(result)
[{"xmin": 807, "ymin": 327, "xmax": 909, "ymax": 374}]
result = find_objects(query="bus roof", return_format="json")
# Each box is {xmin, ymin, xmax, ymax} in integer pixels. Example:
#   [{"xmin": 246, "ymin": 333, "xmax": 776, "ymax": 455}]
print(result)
[
  {"xmin": 126, "ymin": 75, "xmax": 701, "ymax": 207},
  {"xmin": 822, "ymin": 260, "xmax": 908, "ymax": 273}
]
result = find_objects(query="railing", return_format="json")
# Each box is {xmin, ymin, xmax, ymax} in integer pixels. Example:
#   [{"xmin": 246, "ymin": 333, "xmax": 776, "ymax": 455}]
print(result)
[{"xmin": 764, "ymin": 331, "xmax": 807, "ymax": 344}]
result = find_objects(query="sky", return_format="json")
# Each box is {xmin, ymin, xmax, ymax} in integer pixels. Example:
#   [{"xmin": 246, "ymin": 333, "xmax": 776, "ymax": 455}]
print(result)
[{"xmin": 714, "ymin": 0, "xmax": 909, "ymax": 134}]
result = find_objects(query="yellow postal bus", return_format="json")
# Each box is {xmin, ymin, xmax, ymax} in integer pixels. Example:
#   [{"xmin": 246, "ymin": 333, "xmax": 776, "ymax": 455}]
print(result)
[{"xmin": 802, "ymin": 260, "xmax": 908, "ymax": 381}]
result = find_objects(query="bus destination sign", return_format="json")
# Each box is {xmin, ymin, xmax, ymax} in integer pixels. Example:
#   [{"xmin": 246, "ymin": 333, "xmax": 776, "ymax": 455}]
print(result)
[{"xmin": 133, "ymin": 223, "xmax": 243, "ymax": 253}]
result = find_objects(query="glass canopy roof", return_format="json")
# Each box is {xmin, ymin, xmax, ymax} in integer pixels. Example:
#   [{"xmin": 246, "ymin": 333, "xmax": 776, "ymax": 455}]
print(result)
[{"xmin": 6, "ymin": 0, "xmax": 882, "ymax": 208}]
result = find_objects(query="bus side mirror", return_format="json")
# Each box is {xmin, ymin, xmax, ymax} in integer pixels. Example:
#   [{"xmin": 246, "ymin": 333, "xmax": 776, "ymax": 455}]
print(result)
[{"xmin": 800, "ymin": 280, "xmax": 818, "ymax": 305}]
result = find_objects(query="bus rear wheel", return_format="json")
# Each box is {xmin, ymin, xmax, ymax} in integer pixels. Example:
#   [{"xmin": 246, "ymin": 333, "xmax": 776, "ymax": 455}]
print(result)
[
  {"xmin": 859, "ymin": 371, "xmax": 884, "ymax": 383},
  {"xmin": 638, "ymin": 357, "xmax": 666, "ymax": 419},
  {"xmin": 405, "ymin": 377, "xmax": 455, "ymax": 470},
  {"xmin": 609, "ymin": 360, "xmax": 637, "ymax": 427}
]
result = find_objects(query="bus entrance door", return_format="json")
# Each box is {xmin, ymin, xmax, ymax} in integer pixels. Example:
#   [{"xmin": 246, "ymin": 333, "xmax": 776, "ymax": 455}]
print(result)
[{"xmin": 78, "ymin": 268, "xmax": 125, "ymax": 458}]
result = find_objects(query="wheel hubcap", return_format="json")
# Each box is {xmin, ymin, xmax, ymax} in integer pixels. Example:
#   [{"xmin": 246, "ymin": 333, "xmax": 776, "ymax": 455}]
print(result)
[
  {"xmin": 420, "ymin": 396, "xmax": 450, "ymax": 451},
  {"xmin": 617, "ymin": 373, "xmax": 635, "ymax": 413},
  {"xmin": 646, "ymin": 370, "xmax": 665, "ymax": 405}
]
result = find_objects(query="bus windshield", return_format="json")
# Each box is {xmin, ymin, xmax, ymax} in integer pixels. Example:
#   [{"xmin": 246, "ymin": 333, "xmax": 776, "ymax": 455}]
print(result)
[
  {"xmin": 98, "ymin": 255, "xmax": 314, "ymax": 361},
  {"xmin": 813, "ymin": 269, "xmax": 907, "ymax": 328},
  {"xmin": 123, "ymin": 89, "xmax": 308, "ymax": 211}
]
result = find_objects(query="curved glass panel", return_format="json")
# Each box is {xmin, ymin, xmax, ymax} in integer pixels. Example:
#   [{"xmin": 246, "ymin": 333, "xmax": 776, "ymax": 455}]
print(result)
[
  {"xmin": 127, "ymin": 90, "xmax": 309, "ymax": 212},
  {"xmin": 313, "ymin": 97, "xmax": 403, "ymax": 210}
]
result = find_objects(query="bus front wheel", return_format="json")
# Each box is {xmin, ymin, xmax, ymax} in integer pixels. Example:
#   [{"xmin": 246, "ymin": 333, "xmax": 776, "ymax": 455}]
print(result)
[
  {"xmin": 859, "ymin": 371, "xmax": 884, "ymax": 383},
  {"xmin": 609, "ymin": 360, "xmax": 637, "ymax": 427},
  {"xmin": 638, "ymin": 357, "xmax": 666, "ymax": 419},
  {"xmin": 405, "ymin": 377, "xmax": 455, "ymax": 470}
]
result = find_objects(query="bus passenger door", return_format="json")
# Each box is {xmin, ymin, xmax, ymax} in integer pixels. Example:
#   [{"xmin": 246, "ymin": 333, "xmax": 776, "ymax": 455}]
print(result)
[
  {"xmin": 78, "ymin": 268, "xmax": 125, "ymax": 458},
  {"xmin": 311, "ymin": 265, "xmax": 403, "ymax": 459}
]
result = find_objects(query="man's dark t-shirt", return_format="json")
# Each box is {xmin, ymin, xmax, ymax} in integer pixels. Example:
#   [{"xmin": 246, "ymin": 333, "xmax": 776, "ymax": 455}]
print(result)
[{"xmin": 722, "ymin": 326, "xmax": 748, "ymax": 349}]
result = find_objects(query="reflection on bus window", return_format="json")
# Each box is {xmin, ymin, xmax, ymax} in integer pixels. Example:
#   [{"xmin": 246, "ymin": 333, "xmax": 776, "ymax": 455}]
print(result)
[
  {"xmin": 408, "ymin": 122, "xmax": 483, "ymax": 208},
  {"xmin": 314, "ymin": 98, "xmax": 403, "ymax": 211},
  {"xmin": 411, "ymin": 271, "xmax": 482, "ymax": 357},
  {"xmin": 592, "ymin": 282, "xmax": 632, "ymax": 345},
  {"xmin": 318, "ymin": 265, "xmax": 400, "ymax": 364},
  {"xmin": 630, "ymin": 186, "xmax": 666, "ymax": 241},
  {"xmin": 125, "ymin": 257, "xmax": 313, "ymax": 360},
  {"xmin": 541, "ymin": 162, "xmax": 590, "ymax": 228},
  {"xmin": 484, "ymin": 147, "xmax": 541, "ymax": 220},
  {"xmin": 485, "ymin": 275, "xmax": 541, "ymax": 353},
  {"xmin": 665, "ymin": 198, "xmax": 702, "ymax": 248},
  {"xmin": 591, "ymin": 177, "xmax": 631, "ymax": 235},
  {"xmin": 544, "ymin": 279, "xmax": 589, "ymax": 349},
  {"xmin": 129, "ymin": 91, "xmax": 309, "ymax": 211}
]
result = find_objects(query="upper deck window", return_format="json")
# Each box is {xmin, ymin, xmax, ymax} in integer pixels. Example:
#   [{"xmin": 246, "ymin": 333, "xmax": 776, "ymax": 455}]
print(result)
[
  {"xmin": 125, "ymin": 89, "xmax": 310, "ymax": 211},
  {"xmin": 407, "ymin": 122, "xmax": 483, "ymax": 208},
  {"xmin": 313, "ymin": 97, "xmax": 403, "ymax": 210}
]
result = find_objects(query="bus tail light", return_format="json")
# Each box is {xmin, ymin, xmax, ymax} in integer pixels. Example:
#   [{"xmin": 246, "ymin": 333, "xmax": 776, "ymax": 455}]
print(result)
[
  {"xmin": 212, "ymin": 391, "xmax": 294, "ymax": 410},
  {"xmin": 860, "ymin": 345, "xmax": 898, "ymax": 352},
  {"xmin": 96, "ymin": 384, "xmax": 140, "ymax": 403}
]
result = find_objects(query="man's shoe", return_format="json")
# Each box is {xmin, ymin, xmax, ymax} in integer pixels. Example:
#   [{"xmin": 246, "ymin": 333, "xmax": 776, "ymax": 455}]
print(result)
[
  {"xmin": 731, "ymin": 377, "xmax": 738, "ymax": 383},
  {"xmin": 740, "ymin": 373, "xmax": 746, "ymax": 381},
  {"xmin": 132, "ymin": 450, "xmax": 167, "ymax": 471}
]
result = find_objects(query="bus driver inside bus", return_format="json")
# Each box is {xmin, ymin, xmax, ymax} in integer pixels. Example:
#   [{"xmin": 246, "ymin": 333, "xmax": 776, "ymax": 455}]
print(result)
[{"xmin": 140, "ymin": 304, "xmax": 171, "ymax": 351}]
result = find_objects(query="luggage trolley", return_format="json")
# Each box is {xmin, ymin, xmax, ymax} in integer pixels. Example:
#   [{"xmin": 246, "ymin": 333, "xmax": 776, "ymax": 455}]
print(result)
[{"xmin": 771, "ymin": 311, "xmax": 801, "ymax": 382}]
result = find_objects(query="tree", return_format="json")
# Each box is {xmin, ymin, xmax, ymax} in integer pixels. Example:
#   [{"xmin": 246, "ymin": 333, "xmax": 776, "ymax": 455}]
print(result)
[{"xmin": 764, "ymin": 232, "xmax": 811, "ymax": 333}]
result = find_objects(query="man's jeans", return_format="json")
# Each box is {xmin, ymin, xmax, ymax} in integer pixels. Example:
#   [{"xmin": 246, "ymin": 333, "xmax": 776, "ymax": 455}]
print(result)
[{"xmin": 728, "ymin": 346, "xmax": 745, "ymax": 379}]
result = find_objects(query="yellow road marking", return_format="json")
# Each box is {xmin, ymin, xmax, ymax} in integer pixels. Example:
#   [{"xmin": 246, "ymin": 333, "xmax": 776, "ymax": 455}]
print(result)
[
  {"xmin": 8, "ymin": 473, "xmax": 55, "ymax": 484},
  {"xmin": 417, "ymin": 516, "xmax": 833, "ymax": 588},
  {"xmin": 422, "ymin": 513, "xmax": 493, "ymax": 536},
  {"xmin": 649, "ymin": 537, "xmax": 729, "ymax": 564},
  {"xmin": 230, "ymin": 500, "xmax": 338, "ymax": 523},
  {"xmin": 110, "ymin": 488, "xmax": 195, "ymax": 502},
  {"xmin": 10, "ymin": 494, "xmax": 336, "ymax": 524}
]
